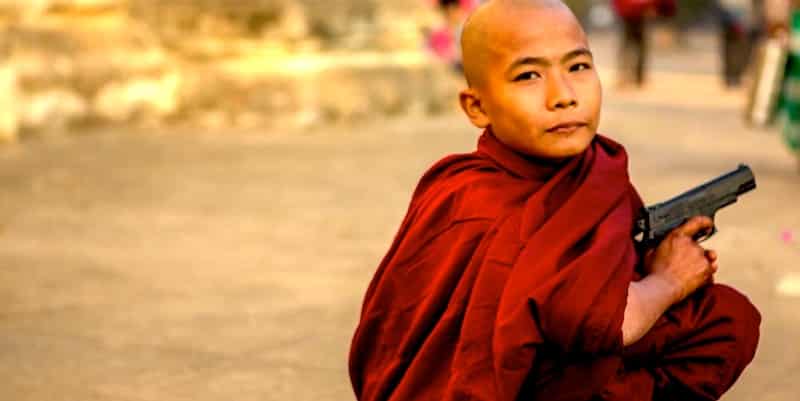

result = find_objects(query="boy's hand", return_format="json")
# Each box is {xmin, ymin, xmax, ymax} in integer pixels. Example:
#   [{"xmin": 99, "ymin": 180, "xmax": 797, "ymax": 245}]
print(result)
[{"xmin": 643, "ymin": 216, "xmax": 718, "ymax": 304}]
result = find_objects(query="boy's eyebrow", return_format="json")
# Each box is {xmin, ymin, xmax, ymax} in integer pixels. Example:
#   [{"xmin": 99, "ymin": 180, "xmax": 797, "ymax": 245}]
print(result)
[
  {"xmin": 506, "ymin": 47, "xmax": 594, "ymax": 73},
  {"xmin": 562, "ymin": 48, "xmax": 593, "ymax": 62}
]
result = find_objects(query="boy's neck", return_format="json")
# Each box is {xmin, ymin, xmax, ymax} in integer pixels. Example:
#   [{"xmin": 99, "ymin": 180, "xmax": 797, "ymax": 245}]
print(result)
[{"xmin": 479, "ymin": 129, "xmax": 581, "ymax": 181}]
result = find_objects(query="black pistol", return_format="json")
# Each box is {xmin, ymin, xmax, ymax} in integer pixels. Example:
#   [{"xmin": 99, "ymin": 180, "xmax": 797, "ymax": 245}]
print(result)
[{"xmin": 634, "ymin": 164, "xmax": 757, "ymax": 248}]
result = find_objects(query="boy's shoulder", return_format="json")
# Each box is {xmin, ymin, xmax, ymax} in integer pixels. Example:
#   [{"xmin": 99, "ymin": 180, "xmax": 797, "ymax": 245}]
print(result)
[{"xmin": 408, "ymin": 151, "xmax": 526, "ymax": 223}]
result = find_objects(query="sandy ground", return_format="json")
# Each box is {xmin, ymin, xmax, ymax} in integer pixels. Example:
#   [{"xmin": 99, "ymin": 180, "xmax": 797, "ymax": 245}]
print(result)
[{"xmin": 1, "ymin": 32, "xmax": 800, "ymax": 401}]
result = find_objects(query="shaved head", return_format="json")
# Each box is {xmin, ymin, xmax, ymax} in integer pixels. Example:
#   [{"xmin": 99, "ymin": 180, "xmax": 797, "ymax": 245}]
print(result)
[
  {"xmin": 456, "ymin": 0, "xmax": 600, "ymax": 160},
  {"xmin": 460, "ymin": 0, "xmax": 576, "ymax": 88}
]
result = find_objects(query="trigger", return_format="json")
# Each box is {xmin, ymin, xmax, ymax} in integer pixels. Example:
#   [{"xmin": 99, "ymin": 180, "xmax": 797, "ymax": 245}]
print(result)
[{"xmin": 693, "ymin": 226, "xmax": 717, "ymax": 243}]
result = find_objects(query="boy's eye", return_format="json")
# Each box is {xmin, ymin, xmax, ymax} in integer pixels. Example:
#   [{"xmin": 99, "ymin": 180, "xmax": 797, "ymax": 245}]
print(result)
[
  {"xmin": 570, "ymin": 63, "xmax": 592, "ymax": 72},
  {"xmin": 513, "ymin": 71, "xmax": 541, "ymax": 81}
]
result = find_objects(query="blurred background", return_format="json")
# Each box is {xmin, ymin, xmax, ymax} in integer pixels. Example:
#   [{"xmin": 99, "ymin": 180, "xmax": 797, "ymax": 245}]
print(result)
[
  {"xmin": 1, "ymin": 1, "xmax": 799, "ymax": 400},
  {"xmin": 0, "ymin": 0, "xmax": 788, "ymax": 138}
]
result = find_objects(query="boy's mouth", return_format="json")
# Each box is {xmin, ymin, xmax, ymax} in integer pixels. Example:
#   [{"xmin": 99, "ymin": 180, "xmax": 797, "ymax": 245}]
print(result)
[{"xmin": 546, "ymin": 121, "xmax": 588, "ymax": 134}]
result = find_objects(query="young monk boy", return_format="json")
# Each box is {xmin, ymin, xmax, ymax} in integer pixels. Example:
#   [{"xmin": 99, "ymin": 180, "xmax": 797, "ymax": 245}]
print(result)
[{"xmin": 349, "ymin": 1, "xmax": 761, "ymax": 400}]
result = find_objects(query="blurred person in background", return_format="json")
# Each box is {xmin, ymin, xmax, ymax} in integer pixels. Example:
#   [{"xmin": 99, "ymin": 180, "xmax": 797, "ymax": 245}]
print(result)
[
  {"xmin": 612, "ymin": 0, "xmax": 676, "ymax": 88},
  {"xmin": 426, "ymin": 0, "xmax": 481, "ymax": 72},
  {"xmin": 715, "ymin": 0, "xmax": 761, "ymax": 87}
]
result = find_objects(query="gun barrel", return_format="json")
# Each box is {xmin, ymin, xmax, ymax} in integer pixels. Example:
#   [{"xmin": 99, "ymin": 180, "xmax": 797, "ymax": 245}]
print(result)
[
  {"xmin": 636, "ymin": 164, "xmax": 757, "ymax": 246},
  {"xmin": 735, "ymin": 165, "xmax": 757, "ymax": 195},
  {"xmin": 655, "ymin": 164, "xmax": 756, "ymax": 208},
  {"xmin": 695, "ymin": 164, "xmax": 755, "ymax": 196}
]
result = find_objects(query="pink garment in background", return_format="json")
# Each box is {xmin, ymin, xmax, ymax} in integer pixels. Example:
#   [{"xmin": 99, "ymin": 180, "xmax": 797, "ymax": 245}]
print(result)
[{"xmin": 427, "ymin": 27, "xmax": 457, "ymax": 63}]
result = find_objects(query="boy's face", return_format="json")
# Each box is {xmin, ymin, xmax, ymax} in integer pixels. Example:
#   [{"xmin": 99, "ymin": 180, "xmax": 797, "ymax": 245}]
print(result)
[{"xmin": 460, "ymin": 4, "xmax": 601, "ymax": 161}]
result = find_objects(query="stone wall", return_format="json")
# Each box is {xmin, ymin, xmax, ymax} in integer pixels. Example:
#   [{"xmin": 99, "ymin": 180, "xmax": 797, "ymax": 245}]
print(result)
[{"xmin": 0, "ymin": 0, "xmax": 459, "ymax": 142}]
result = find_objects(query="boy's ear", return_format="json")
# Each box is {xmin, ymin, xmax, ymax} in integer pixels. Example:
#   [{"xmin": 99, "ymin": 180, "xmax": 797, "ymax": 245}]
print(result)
[{"xmin": 459, "ymin": 88, "xmax": 490, "ymax": 129}]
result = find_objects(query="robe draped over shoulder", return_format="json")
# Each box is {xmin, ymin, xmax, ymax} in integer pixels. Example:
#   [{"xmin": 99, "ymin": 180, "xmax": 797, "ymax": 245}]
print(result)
[{"xmin": 349, "ymin": 131, "xmax": 642, "ymax": 401}]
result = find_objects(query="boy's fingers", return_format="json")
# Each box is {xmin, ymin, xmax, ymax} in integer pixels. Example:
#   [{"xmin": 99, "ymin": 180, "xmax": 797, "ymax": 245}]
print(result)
[
  {"xmin": 705, "ymin": 249, "xmax": 718, "ymax": 261},
  {"xmin": 675, "ymin": 216, "xmax": 714, "ymax": 238}
]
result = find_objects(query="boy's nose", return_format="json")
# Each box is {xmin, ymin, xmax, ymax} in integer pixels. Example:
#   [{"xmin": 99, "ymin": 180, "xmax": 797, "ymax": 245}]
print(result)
[{"xmin": 546, "ymin": 74, "xmax": 578, "ymax": 110}]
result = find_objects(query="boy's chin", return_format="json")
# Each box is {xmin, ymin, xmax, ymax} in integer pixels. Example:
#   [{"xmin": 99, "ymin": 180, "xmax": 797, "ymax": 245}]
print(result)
[
  {"xmin": 491, "ymin": 126, "xmax": 596, "ymax": 161},
  {"xmin": 530, "ymin": 132, "xmax": 596, "ymax": 160}
]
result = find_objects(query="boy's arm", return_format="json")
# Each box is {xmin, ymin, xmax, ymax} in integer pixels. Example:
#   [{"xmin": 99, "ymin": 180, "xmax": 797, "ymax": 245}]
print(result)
[
  {"xmin": 622, "ymin": 275, "xmax": 680, "ymax": 346},
  {"xmin": 621, "ymin": 216, "xmax": 719, "ymax": 346}
]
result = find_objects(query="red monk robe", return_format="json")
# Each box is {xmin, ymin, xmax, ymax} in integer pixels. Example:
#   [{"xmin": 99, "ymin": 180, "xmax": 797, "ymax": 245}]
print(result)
[{"xmin": 349, "ymin": 131, "xmax": 760, "ymax": 401}]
